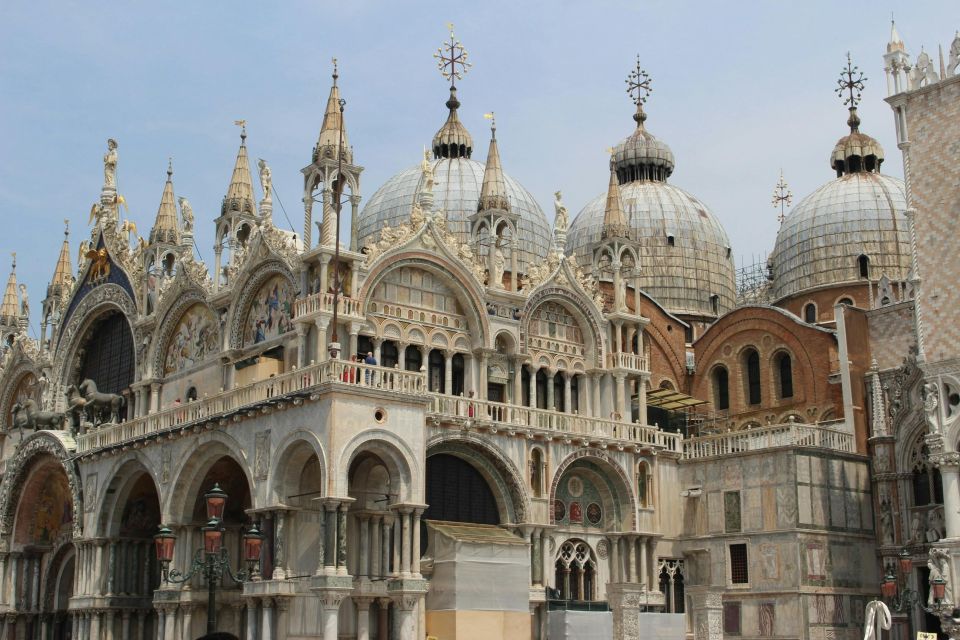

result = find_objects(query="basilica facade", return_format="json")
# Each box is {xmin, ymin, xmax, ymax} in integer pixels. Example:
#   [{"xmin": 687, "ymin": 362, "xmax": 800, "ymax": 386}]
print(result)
[{"xmin": 0, "ymin": 24, "xmax": 957, "ymax": 640}]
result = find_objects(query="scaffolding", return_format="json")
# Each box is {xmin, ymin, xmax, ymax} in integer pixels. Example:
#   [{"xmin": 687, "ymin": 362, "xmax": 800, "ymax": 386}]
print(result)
[{"xmin": 736, "ymin": 254, "xmax": 772, "ymax": 305}]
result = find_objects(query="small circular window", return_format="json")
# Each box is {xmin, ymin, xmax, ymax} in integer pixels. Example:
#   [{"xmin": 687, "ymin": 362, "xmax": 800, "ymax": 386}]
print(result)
[{"xmin": 374, "ymin": 408, "xmax": 387, "ymax": 424}]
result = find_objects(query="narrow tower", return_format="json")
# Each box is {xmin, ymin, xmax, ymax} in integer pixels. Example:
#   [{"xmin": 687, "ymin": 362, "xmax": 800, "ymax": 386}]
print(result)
[
  {"xmin": 40, "ymin": 221, "xmax": 73, "ymax": 348},
  {"xmin": 214, "ymin": 122, "xmax": 260, "ymax": 286}
]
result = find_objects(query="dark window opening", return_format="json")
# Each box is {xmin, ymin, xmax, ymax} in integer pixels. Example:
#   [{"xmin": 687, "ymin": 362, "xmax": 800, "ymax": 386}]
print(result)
[
  {"xmin": 804, "ymin": 303, "xmax": 817, "ymax": 323},
  {"xmin": 424, "ymin": 454, "xmax": 499, "ymax": 554},
  {"xmin": 730, "ymin": 544, "xmax": 749, "ymax": 584},
  {"xmin": 724, "ymin": 602, "xmax": 742, "ymax": 635},
  {"xmin": 777, "ymin": 353, "xmax": 794, "ymax": 399},
  {"xmin": 78, "ymin": 311, "xmax": 135, "ymax": 401},
  {"xmin": 858, "ymin": 254, "xmax": 870, "ymax": 279},
  {"xmin": 713, "ymin": 367, "xmax": 730, "ymax": 411},
  {"xmin": 745, "ymin": 349, "xmax": 761, "ymax": 405}
]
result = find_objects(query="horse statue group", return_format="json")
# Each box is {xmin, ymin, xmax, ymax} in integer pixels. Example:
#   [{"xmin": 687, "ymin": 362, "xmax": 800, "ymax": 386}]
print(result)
[{"xmin": 10, "ymin": 378, "xmax": 125, "ymax": 433}]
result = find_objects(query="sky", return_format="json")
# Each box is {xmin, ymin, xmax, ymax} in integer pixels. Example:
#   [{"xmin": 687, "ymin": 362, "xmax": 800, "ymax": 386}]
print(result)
[{"xmin": 0, "ymin": 1, "xmax": 957, "ymax": 338}]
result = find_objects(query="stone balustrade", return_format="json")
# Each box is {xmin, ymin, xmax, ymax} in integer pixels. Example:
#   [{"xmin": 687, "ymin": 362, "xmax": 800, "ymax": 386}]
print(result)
[
  {"xmin": 294, "ymin": 292, "xmax": 364, "ymax": 319},
  {"xmin": 605, "ymin": 352, "xmax": 649, "ymax": 372},
  {"xmin": 427, "ymin": 393, "xmax": 682, "ymax": 453},
  {"xmin": 681, "ymin": 420, "xmax": 853, "ymax": 459}
]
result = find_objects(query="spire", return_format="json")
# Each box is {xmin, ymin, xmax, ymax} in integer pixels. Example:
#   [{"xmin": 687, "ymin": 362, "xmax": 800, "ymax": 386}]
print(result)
[
  {"xmin": 51, "ymin": 220, "xmax": 73, "ymax": 290},
  {"xmin": 602, "ymin": 163, "xmax": 629, "ymax": 238},
  {"xmin": 887, "ymin": 19, "xmax": 905, "ymax": 53},
  {"xmin": 478, "ymin": 114, "xmax": 509, "ymax": 212},
  {"xmin": 222, "ymin": 122, "xmax": 257, "ymax": 216},
  {"xmin": 432, "ymin": 26, "xmax": 473, "ymax": 159},
  {"xmin": 313, "ymin": 58, "xmax": 352, "ymax": 164},
  {"xmin": 150, "ymin": 160, "xmax": 180, "ymax": 245},
  {"xmin": 1, "ymin": 255, "xmax": 19, "ymax": 324}
]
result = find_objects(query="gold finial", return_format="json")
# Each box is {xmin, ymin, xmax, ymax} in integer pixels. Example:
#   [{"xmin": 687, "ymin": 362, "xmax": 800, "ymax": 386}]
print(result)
[
  {"xmin": 434, "ymin": 24, "xmax": 471, "ymax": 87},
  {"xmin": 484, "ymin": 111, "xmax": 496, "ymax": 136},
  {"xmin": 625, "ymin": 54, "xmax": 652, "ymax": 127},
  {"xmin": 771, "ymin": 170, "xmax": 793, "ymax": 224},
  {"xmin": 234, "ymin": 119, "xmax": 247, "ymax": 140}
]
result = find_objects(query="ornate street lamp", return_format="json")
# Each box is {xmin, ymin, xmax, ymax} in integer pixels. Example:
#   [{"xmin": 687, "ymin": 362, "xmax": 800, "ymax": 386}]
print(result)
[
  {"xmin": 882, "ymin": 549, "xmax": 948, "ymax": 614},
  {"xmin": 154, "ymin": 485, "xmax": 263, "ymax": 635}
]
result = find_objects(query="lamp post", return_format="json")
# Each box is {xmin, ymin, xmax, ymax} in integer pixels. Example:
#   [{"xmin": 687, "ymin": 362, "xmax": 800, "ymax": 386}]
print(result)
[
  {"xmin": 154, "ymin": 483, "xmax": 264, "ymax": 636},
  {"xmin": 881, "ymin": 548, "xmax": 953, "ymax": 622}
]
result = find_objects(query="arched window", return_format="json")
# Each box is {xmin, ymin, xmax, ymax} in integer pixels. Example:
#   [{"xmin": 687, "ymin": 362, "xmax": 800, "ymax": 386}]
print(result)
[
  {"xmin": 555, "ymin": 541, "xmax": 597, "ymax": 601},
  {"xmin": 743, "ymin": 349, "xmax": 761, "ymax": 405},
  {"xmin": 804, "ymin": 303, "xmax": 817, "ymax": 324},
  {"xmin": 858, "ymin": 254, "xmax": 870, "ymax": 279},
  {"xmin": 911, "ymin": 441, "xmax": 944, "ymax": 507},
  {"xmin": 712, "ymin": 366, "xmax": 730, "ymax": 411},
  {"xmin": 774, "ymin": 352, "xmax": 794, "ymax": 399},
  {"xmin": 637, "ymin": 461, "xmax": 651, "ymax": 508},
  {"xmin": 838, "ymin": 297, "xmax": 854, "ymax": 307}
]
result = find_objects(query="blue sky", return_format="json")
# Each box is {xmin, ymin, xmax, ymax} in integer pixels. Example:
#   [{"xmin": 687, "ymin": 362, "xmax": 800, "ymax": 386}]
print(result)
[{"xmin": 1, "ymin": 1, "xmax": 956, "ymax": 337}]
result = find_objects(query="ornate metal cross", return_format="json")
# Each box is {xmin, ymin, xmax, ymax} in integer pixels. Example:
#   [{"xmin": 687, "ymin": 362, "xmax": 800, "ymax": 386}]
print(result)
[
  {"xmin": 835, "ymin": 52, "xmax": 866, "ymax": 108},
  {"xmin": 434, "ymin": 24, "xmax": 471, "ymax": 87},
  {"xmin": 626, "ymin": 55, "xmax": 652, "ymax": 106},
  {"xmin": 771, "ymin": 170, "xmax": 793, "ymax": 224}
]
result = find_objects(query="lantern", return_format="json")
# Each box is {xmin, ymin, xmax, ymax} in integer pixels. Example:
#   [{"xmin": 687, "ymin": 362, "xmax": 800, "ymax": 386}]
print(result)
[
  {"xmin": 881, "ymin": 570, "xmax": 898, "ymax": 600},
  {"xmin": 243, "ymin": 525, "xmax": 264, "ymax": 565},
  {"xmin": 154, "ymin": 525, "xmax": 176, "ymax": 564},
  {"xmin": 203, "ymin": 518, "xmax": 224, "ymax": 555},
  {"xmin": 898, "ymin": 548, "xmax": 913, "ymax": 575},
  {"xmin": 204, "ymin": 483, "xmax": 228, "ymax": 521},
  {"xmin": 932, "ymin": 576, "xmax": 947, "ymax": 602}
]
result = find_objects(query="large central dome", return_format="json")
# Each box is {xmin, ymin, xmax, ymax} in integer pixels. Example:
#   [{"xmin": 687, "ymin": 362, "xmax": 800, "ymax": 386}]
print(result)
[{"xmin": 566, "ymin": 102, "xmax": 736, "ymax": 318}]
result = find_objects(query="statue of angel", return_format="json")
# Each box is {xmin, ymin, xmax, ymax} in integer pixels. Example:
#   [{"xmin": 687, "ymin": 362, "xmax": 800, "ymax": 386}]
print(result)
[
  {"xmin": 178, "ymin": 197, "xmax": 194, "ymax": 234},
  {"xmin": 491, "ymin": 239, "xmax": 506, "ymax": 289},
  {"xmin": 103, "ymin": 139, "xmax": 118, "ymax": 188},
  {"xmin": 257, "ymin": 159, "xmax": 272, "ymax": 202},
  {"xmin": 421, "ymin": 149, "xmax": 435, "ymax": 194},
  {"xmin": 554, "ymin": 190, "xmax": 568, "ymax": 234},
  {"xmin": 18, "ymin": 284, "xmax": 28, "ymax": 317}
]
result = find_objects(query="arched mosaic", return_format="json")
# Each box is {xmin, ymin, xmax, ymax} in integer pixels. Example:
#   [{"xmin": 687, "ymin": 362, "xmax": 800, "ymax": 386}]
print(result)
[
  {"xmin": 243, "ymin": 274, "xmax": 295, "ymax": 346},
  {"xmin": 163, "ymin": 304, "xmax": 219, "ymax": 375}
]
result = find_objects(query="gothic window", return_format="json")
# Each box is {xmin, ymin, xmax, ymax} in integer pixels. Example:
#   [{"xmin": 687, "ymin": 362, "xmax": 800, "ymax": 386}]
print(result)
[
  {"xmin": 712, "ymin": 366, "xmax": 730, "ymax": 410},
  {"xmin": 804, "ymin": 302, "xmax": 817, "ymax": 323},
  {"xmin": 743, "ymin": 348, "xmax": 761, "ymax": 405},
  {"xmin": 774, "ymin": 352, "xmax": 794, "ymax": 399},
  {"xmin": 79, "ymin": 311, "xmax": 134, "ymax": 397},
  {"xmin": 658, "ymin": 560, "xmax": 686, "ymax": 613},
  {"xmin": 911, "ymin": 440, "xmax": 944, "ymax": 507},
  {"xmin": 555, "ymin": 540, "xmax": 597, "ymax": 601}
]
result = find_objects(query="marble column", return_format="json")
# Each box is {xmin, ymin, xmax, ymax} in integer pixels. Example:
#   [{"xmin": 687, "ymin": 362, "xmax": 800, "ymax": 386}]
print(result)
[
  {"xmin": 627, "ymin": 536, "xmax": 636, "ymax": 583},
  {"xmin": 336, "ymin": 503, "xmax": 349, "ymax": 575},
  {"xmin": 512, "ymin": 359, "xmax": 523, "ymax": 406},
  {"xmin": 392, "ymin": 513, "xmax": 402, "ymax": 577},
  {"xmin": 371, "ymin": 515, "xmax": 382, "ymax": 578},
  {"xmin": 324, "ymin": 504, "xmax": 337, "ymax": 574},
  {"xmin": 546, "ymin": 368, "xmax": 556, "ymax": 411},
  {"xmin": 261, "ymin": 598, "xmax": 274, "ymax": 640},
  {"xmin": 563, "ymin": 371, "xmax": 572, "ymax": 414},
  {"xmin": 383, "ymin": 516, "xmax": 393, "ymax": 577},
  {"xmin": 359, "ymin": 514, "xmax": 370, "ymax": 577},
  {"xmin": 90, "ymin": 611, "xmax": 101, "ymax": 640},
  {"xmin": 121, "ymin": 612, "xmax": 131, "ymax": 640},
  {"xmin": 639, "ymin": 537, "xmax": 648, "ymax": 590},
  {"xmin": 246, "ymin": 602, "xmax": 258, "ymax": 640},
  {"xmin": 935, "ymin": 455, "xmax": 960, "ymax": 538},
  {"xmin": 531, "ymin": 528, "xmax": 543, "ymax": 586},
  {"xmin": 529, "ymin": 365, "xmax": 539, "ymax": 409},
  {"xmin": 314, "ymin": 319, "xmax": 328, "ymax": 363},
  {"xmin": 356, "ymin": 598, "xmax": 372, "ymax": 640},
  {"xmin": 397, "ymin": 342, "xmax": 407, "ymax": 369},
  {"xmin": 412, "ymin": 508, "xmax": 423, "ymax": 576},
  {"xmin": 400, "ymin": 508, "xmax": 412, "ymax": 577},
  {"xmin": 320, "ymin": 597, "xmax": 342, "ymax": 640},
  {"xmin": 591, "ymin": 373, "xmax": 602, "ymax": 418},
  {"xmin": 180, "ymin": 607, "xmax": 191, "ymax": 640},
  {"xmin": 479, "ymin": 352, "xmax": 489, "ymax": 400},
  {"xmin": 610, "ymin": 536, "xmax": 620, "ymax": 583}
]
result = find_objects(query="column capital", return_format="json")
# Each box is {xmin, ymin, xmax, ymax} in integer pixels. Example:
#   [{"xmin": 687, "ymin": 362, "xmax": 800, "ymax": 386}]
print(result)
[{"xmin": 932, "ymin": 452, "xmax": 960, "ymax": 471}]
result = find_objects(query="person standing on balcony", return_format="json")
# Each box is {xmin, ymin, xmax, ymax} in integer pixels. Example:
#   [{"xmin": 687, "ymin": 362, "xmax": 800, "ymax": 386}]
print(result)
[
  {"xmin": 467, "ymin": 390, "xmax": 476, "ymax": 418},
  {"xmin": 364, "ymin": 351, "xmax": 377, "ymax": 385}
]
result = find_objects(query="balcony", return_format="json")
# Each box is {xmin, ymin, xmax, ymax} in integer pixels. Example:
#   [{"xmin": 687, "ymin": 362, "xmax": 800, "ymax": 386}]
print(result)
[
  {"xmin": 427, "ymin": 394, "xmax": 682, "ymax": 453},
  {"xmin": 294, "ymin": 292, "xmax": 364, "ymax": 320},
  {"xmin": 606, "ymin": 352, "xmax": 648, "ymax": 372},
  {"xmin": 76, "ymin": 360, "xmax": 425, "ymax": 453},
  {"xmin": 681, "ymin": 420, "xmax": 853, "ymax": 460}
]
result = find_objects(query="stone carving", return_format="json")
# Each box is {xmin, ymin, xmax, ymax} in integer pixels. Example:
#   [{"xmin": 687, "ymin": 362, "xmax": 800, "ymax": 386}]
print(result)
[
  {"xmin": 243, "ymin": 275, "xmax": 294, "ymax": 346},
  {"xmin": 553, "ymin": 191, "xmax": 568, "ymax": 235},
  {"xmin": 928, "ymin": 547, "xmax": 953, "ymax": 605},
  {"xmin": 877, "ymin": 494, "xmax": 894, "ymax": 545},
  {"xmin": 491, "ymin": 239, "xmax": 505, "ymax": 289},
  {"xmin": 420, "ymin": 149, "xmax": 434, "ymax": 195},
  {"xmin": 178, "ymin": 197, "xmax": 194, "ymax": 234},
  {"xmin": 926, "ymin": 505, "xmax": 945, "ymax": 542},
  {"xmin": 18, "ymin": 284, "xmax": 28, "ymax": 318},
  {"xmin": 924, "ymin": 382, "xmax": 941, "ymax": 433},
  {"xmin": 160, "ymin": 445, "xmax": 172, "ymax": 484},
  {"xmin": 910, "ymin": 50, "xmax": 940, "ymax": 89},
  {"xmin": 78, "ymin": 378, "xmax": 125, "ymax": 425},
  {"xmin": 909, "ymin": 510, "xmax": 924, "ymax": 543},
  {"xmin": 103, "ymin": 138, "xmax": 118, "ymax": 188},
  {"xmin": 949, "ymin": 32, "xmax": 960, "ymax": 77},
  {"xmin": 254, "ymin": 430, "xmax": 270, "ymax": 480},
  {"xmin": 258, "ymin": 159, "xmax": 272, "ymax": 202},
  {"xmin": 11, "ymin": 399, "xmax": 64, "ymax": 431},
  {"xmin": 63, "ymin": 385, "xmax": 87, "ymax": 433},
  {"xmin": 85, "ymin": 248, "xmax": 111, "ymax": 282}
]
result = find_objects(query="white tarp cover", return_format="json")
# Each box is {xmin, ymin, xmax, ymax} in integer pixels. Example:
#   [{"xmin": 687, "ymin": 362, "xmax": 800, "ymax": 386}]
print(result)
[
  {"xmin": 426, "ymin": 521, "xmax": 530, "ymax": 612},
  {"xmin": 547, "ymin": 610, "xmax": 614, "ymax": 640},
  {"xmin": 637, "ymin": 612, "xmax": 687, "ymax": 639}
]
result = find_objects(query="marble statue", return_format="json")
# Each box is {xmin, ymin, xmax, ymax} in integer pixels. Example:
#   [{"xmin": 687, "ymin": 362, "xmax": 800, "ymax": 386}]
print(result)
[
  {"xmin": 421, "ymin": 149, "xmax": 434, "ymax": 195},
  {"xmin": 491, "ymin": 239, "xmax": 506, "ymax": 289},
  {"xmin": 924, "ymin": 382, "xmax": 941, "ymax": 433},
  {"xmin": 554, "ymin": 190, "xmax": 569, "ymax": 234},
  {"xmin": 18, "ymin": 284, "xmax": 28, "ymax": 318},
  {"xmin": 258, "ymin": 159, "xmax": 272, "ymax": 202},
  {"xmin": 178, "ymin": 197, "xmax": 194, "ymax": 234},
  {"xmin": 103, "ymin": 138, "xmax": 118, "ymax": 188},
  {"xmin": 950, "ymin": 32, "xmax": 960, "ymax": 77}
]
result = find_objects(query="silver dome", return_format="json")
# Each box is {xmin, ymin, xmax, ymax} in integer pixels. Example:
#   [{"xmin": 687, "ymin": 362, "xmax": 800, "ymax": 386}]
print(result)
[
  {"xmin": 357, "ymin": 158, "xmax": 552, "ymax": 271},
  {"xmin": 770, "ymin": 173, "xmax": 909, "ymax": 301},
  {"xmin": 566, "ymin": 181, "xmax": 736, "ymax": 317}
]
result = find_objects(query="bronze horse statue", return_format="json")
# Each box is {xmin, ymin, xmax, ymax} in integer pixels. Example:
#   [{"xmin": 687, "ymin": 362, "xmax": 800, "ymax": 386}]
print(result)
[
  {"xmin": 64, "ymin": 384, "xmax": 88, "ymax": 432},
  {"xmin": 78, "ymin": 378, "xmax": 126, "ymax": 425},
  {"xmin": 11, "ymin": 399, "xmax": 65, "ymax": 431}
]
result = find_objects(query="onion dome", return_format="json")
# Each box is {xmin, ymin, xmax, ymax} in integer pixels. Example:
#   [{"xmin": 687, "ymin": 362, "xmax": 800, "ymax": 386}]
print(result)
[
  {"xmin": 770, "ymin": 56, "xmax": 909, "ymax": 302},
  {"xmin": 567, "ymin": 59, "xmax": 735, "ymax": 318},
  {"xmin": 149, "ymin": 161, "xmax": 181, "ymax": 245},
  {"xmin": 433, "ymin": 87, "xmax": 473, "ymax": 159},
  {"xmin": 221, "ymin": 125, "xmax": 256, "ymax": 217}
]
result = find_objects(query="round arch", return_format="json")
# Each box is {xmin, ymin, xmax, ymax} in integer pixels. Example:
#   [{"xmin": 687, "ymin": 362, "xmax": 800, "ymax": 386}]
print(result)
[
  {"xmin": 521, "ymin": 288, "xmax": 605, "ymax": 369},
  {"xmin": 227, "ymin": 261, "xmax": 298, "ymax": 349},
  {"xmin": 150, "ymin": 288, "xmax": 216, "ymax": 378},
  {"xmin": 270, "ymin": 430, "xmax": 329, "ymax": 505},
  {"xmin": 337, "ymin": 429, "xmax": 420, "ymax": 503},
  {"xmin": 425, "ymin": 433, "xmax": 530, "ymax": 524},
  {"xmin": 94, "ymin": 455, "xmax": 161, "ymax": 538},
  {"xmin": 549, "ymin": 450, "xmax": 636, "ymax": 530},
  {"xmin": 360, "ymin": 253, "xmax": 491, "ymax": 350},
  {"xmin": 163, "ymin": 435, "xmax": 254, "ymax": 523}
]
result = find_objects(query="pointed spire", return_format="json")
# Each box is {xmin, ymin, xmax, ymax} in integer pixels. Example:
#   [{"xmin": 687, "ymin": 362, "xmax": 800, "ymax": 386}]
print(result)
[
  {"xmin": 887, "ymin": 19, "xmax": 905, "ymax": 53},
  {"xmin": 222, "ymin": 122, "xmax": 257, "ymax": 216},
  {"xmin": 51, "ymin": 220, "xmax": 73, "ymax": 290},
  {"xmin": 602, "ymin": 163, "xmax": 629, "ymax": 238},
  {"xmin": 150, "ymin": 160, "xmax": 181, "ymax": 245},
  {"xmin": 314, "ymin": 58, "xmax": 352, "ymax": 164},
  {"xmin": 1, "ymin": 254, "xmax": 19, "ymax": 324},
  {"xmin": 478, "ymin": 114, "xmax": 509, "ymax": 212}
]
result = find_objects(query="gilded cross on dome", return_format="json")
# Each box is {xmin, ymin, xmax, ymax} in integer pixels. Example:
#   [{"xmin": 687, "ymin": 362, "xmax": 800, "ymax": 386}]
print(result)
[
  {"xmin": 771, "ymin": 170, "xmax": 793, "ymax": 225},
  {"xmin": 835, "ymin": 52, "xmax": 866, "ymax": 109},
  {"xmin": 434, "ymin": 24, "xmax": 471, "ymax": 87}
]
